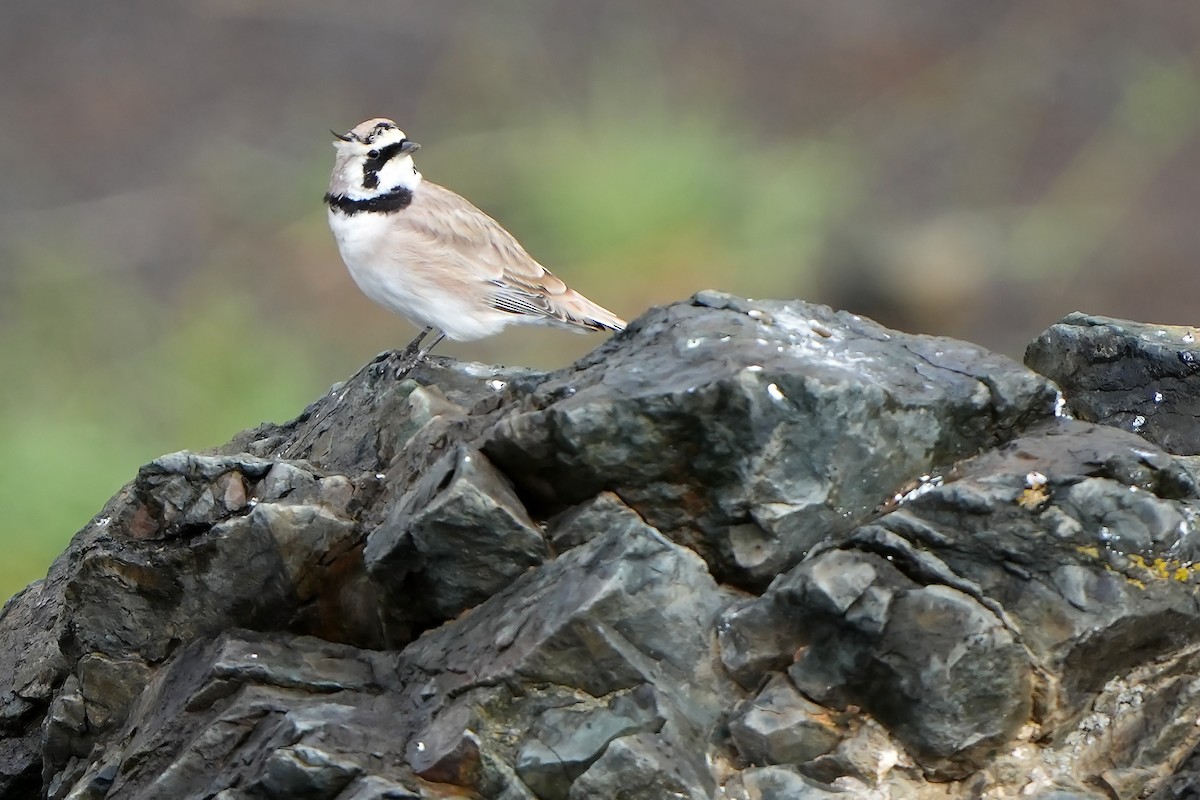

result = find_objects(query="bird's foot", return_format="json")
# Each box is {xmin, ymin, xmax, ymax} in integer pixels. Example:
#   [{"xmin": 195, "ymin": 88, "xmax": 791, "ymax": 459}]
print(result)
[
  {"xmin": 393, "ymin": 352, "xmax": 423, "ymax": 380},
  {"xmin": 385, "ymin": 327, "xmax": 433, "ymax": 379},
  {"xmin": 393, "ymin": 329, "xmax": 447, "ymax": 379}
]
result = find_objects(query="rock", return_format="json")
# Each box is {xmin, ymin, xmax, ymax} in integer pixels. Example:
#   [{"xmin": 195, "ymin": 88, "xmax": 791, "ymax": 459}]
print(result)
[
  {"xmin": 335, "ymin": 776, "xmax": 423, "ymax": 799},
  {"xmin": 565, "ymin": 734, "xmax": 709, "ymax": 800},
  {"xmin": 803, "ymin": 716, "xmax": 909, "ymax": 789},
  {"xmin": 406, "ymin": 705, "xmax": 482, "ymax": 786},
  {"xmin": 725, "ymin": 765, "xmax": 846, "ymax": 798},
  {"xmin": 1025, "ymin": 312, "xmax": 1200, "ymax": 455},
  {"xmin": 42, "ymin": 676, "xmax": 88, "ymax": 787},
  {"xmin": 396, "ymin": 512, "xmax": 730, "ymax": 703},
  {"xmin": 483, "ymin": 291, "xmax": 1058, "ymax": 587},
  {"xmin": 720, "ymin": 417, "xmax": 1200, "ymax": 780},
  {"xmin": 365, "ymin": 445, "xmax": 548, "ymax": 636},
  {"xmin": 728, "ymin": 674, "xmax": 842, "ymax": 767},
  {"xmin": 392, "ymin": 517, "xmax": 732, "ymax": 798},
  {"xmin": 8, "ymin": 296, "xmax": 1200, "ymax": 799},
  {"xmin": 515, "ymin": 685, "xmax": 664, "ymax": 799},
  {"xmin": 75, "ymin": 653, "xmax": 151, "ymax": 731},
  {"xmin": 547, "ymin": 491, "xmax": 650, "ymax": 553},
  {"xmin": 57, "ymin": 453, "xmax": 376, "ymax": 668},
  {"xmin": 715, "ymin": 596, "xmax": 808, "ymax": 691},
  {"xmin": 80, "ymin": 630, "xmax": 415, "ymax": 798},
  {"xmin": 760, "ymin": 549, "xmax": 1032, "ymax": 778},
  {"xmin": 256, "ymin": 744, "xmax": 363, "ymax": 799}
]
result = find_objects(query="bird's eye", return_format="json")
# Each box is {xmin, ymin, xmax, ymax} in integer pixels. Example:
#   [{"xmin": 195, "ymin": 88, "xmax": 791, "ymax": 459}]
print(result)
[{"xmin": 367, "ymin": 149, "xmax": 380, "ymax": 158}]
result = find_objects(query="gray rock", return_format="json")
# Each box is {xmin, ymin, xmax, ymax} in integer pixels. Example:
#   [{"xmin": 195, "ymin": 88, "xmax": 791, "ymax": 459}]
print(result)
[
  {"xmin": 85, "ymin": 630, "xmax": 412, "ymax": 799},
  {"xmin": 390, "ymin": 514, "xmax": 729, "ymax": 799},
  {"xmin": 484, "ymin": 292, "xmax": 1058, "ymax": 587},
  {"xmin": 405, "ymin": 704, "xmax": 482, "ymax": 786},
  {"xmin": 722, "ymin": 417, "xmax": 1200, "ymax": 781},
  {"xmin": 766, "ymin": 549, "xmax": 1032, "ymax": 778},
  {"xmin": 716, "ymin": 598, "xmax": 805, "ymax": 691},
  {"xmin": 565, "ymin": 734, "xmax": 707, "ymax": 800},
  {"xmin": 55, "ymin": 453, "xmax": 378, "ymax": 670},
  {"xmin": 726, "ymin": 765, "xmax": 845, "ymax": 798},
  {"xmin": 257, "ymin": 744, "xmax": 362, "ymax": 799},
  {"xmin": 42, "ymin": 676, "xmax": 88, "ymax": 786},
  {"xmin": 874, "ymin": 421, "xmax": 1200, "ymax": 729},
  {"xmin": 397, "ymin": 516, "xmax": 731, "ymax": 712},
  {"xmin": 60, "ymin": 760, "xmax": 118, "ymax": 800},
  {"xmin": 366, "ymin": 446, "xmax": 548, "ymax": 633},
  {"xmin": 1026, "ymin": 312, "xmax": 1200, "ymax": 455},
  {"xmin": 728, "ymin": 674, "xmax": 842, "ymax": 767},
  {"xmin": 335, "ymin": 777, "xmax": 423, "ymax": 800},
  {"xmin": 515, "ymin": 685, "xmax": 664, "ymax": 799},
  {"xmin": 547, "ymin": 491, "xmax": 650, "ymax": 553},
  {"xmin": 801, "ymin": 716, "xmax": 909, "ymax": 788},
  {"xmin": 75, "ymin": 653, "xmax": 151, "ymax": 731},
  {"xmin": 248, "ymin": 358, "xmax": 538, "ymax": 477},
  {"xmin": 865, "ymin": 583, "xmax": 1030, "ymax": 771},
  {"xmin": 9, "ymin": 298, "xmax": 1200, "ymax": 799}
]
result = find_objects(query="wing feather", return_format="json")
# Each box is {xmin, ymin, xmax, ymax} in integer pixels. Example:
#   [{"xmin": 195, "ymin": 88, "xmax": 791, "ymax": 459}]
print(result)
[{"xmin": 388, "ymin": 181, "xmax": 624, "ymax": 331}]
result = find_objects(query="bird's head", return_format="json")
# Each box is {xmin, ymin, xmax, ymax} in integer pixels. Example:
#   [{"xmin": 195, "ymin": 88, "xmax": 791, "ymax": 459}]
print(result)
[{"xmin": 329, "ymin": 118, "xmax": 422, "ymax": 198}]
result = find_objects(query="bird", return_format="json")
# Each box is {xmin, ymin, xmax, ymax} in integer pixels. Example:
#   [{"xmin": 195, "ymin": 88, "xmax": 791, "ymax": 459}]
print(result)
[{"xmin": 324, "ymin": 118, "xmax": 626, "ymax": 374}]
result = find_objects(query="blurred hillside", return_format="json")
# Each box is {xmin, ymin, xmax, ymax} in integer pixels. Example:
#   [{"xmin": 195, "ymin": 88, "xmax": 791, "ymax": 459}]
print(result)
[{"xmin": 2, "ymin": 1, "xmax": 1200, "ymax": 599}]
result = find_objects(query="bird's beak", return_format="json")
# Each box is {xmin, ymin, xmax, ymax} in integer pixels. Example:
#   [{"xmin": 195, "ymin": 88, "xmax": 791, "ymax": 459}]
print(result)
[
  {"xmin": 331, "ymin": 129, "xmax": 354, "ymax": 142},
  {"xmin": 400, "ymin": 140, "xmax": 421, "ymax": 154}
]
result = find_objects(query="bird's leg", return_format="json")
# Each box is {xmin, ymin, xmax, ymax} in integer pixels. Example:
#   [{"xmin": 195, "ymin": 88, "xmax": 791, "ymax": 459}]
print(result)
[
  {"xmin": 399, "ymin": 326, "xmax": 433, "ymax": 358},
  {"xmin": 415, "ymin": 330, "xmax": 447, "ymax": 361},
  {"xmin": 394, "ymin": 327, "xmax": 447, "ymax": 379}
]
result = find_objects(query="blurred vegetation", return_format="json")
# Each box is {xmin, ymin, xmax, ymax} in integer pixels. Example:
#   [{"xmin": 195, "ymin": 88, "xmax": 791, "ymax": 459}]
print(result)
[
  {"xmin": 2, "ymin": 2, "xmax": 1200, "ymax": 600},
  {"xmin": 0, "ymin": 254, "xmax": 324, "ymax": 594}
]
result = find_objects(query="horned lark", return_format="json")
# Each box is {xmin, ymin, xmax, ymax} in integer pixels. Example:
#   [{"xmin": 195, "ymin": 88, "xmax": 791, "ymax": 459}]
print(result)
[{"xmin": 325, "ymin": 118, "xmax": 625, "ymax": 371}]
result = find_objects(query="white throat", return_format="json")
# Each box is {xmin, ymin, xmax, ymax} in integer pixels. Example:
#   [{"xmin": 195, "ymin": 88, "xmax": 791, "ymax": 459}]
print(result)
[
  {"xmin": 370, "ymin": 154, "xmax": 422, "ymax": 198},
  {"xmin": 332, "ymin": 146, "xmax": 423, "ymax": 201}
]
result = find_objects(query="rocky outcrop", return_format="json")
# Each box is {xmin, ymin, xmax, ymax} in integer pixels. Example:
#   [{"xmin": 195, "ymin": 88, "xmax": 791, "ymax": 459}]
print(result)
[{"xmin": 5, "ymin": 292, "xmax": 1200, "ymax": 799}]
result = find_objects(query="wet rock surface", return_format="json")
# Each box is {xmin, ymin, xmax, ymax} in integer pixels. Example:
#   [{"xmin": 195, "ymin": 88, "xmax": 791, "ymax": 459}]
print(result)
[
  {"xmin": 1026, "ymin": 312, "xmax": 1200, "ymax": 456},
  {"xmin": 5, "ymin": 293, "xmax": 1200, "ymax": 798}
]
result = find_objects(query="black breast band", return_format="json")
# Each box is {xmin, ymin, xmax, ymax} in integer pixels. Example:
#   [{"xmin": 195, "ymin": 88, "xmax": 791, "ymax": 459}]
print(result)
[{"xmin": 324, "ymin": 187, "xmax": 414, "ymax": 215}]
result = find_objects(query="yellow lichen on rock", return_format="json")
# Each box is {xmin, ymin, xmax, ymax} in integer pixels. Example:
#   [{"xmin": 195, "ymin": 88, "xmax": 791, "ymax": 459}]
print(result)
[{"xmin": 1127, "ymin": 553, "xmax": 1200, "ymax": 584}]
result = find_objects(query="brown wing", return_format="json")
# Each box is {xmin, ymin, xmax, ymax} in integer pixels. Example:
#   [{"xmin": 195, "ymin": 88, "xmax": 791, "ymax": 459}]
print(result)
[{"xmin": 398, "ymin": 181, "xmax": 625, "ymax": 331}]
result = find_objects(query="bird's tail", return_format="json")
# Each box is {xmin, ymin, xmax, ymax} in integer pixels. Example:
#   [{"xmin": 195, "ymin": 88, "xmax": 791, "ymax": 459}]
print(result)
[{"xmin": 554, "ymin": 290, "xmax": 626, "ymax": 334}]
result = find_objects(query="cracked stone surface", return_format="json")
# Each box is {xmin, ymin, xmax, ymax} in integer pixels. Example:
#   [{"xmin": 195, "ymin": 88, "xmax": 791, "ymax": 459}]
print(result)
[
  {"xmin": 4, "ymin": 294, "xmax": 1200, "ymax": 798},
  {"xmin": 1025, "ymin": 312, "xmax": 1200, "ymax": 456}
]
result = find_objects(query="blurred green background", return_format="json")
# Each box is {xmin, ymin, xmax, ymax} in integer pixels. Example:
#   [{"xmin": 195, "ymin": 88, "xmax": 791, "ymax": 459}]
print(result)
[{"xmin": 3, "ymin": 1, "xmax": 1200, "ymax": 600}]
